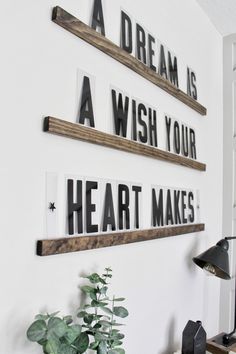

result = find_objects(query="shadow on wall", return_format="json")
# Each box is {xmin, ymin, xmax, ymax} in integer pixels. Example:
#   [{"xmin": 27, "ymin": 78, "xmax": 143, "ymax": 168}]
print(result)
[
  {"xmin": 8, "ymin": 312, "xmax": 32, "ymax": 352},
  {"xmin": 158, "ymin": 238, "xmax": 201, "ymax": 354},
  {"xmin": 159, "ymin": 317, "xmax": 178, "ymax": 354},
  {"xmin": 185, "ymin": 236, "xmax": 201, "ymax": 275}
]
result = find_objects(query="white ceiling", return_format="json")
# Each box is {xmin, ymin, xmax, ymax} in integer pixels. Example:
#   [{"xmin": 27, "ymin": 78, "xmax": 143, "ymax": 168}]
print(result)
[{"xmin": 196, "ymin": 0, "xmax": 236, "ymax": 36}]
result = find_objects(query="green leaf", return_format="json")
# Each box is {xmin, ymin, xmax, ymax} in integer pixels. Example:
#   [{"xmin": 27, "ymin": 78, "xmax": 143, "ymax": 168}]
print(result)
[
  {"xmin": 71, "ymin": 324, "xmax": 82, "ymax": 335},
  {"xmin": 83, "ymin": 304, "xmax": 92, "ymax": 309},
  {"xmin": 100, "ymin": 286, "xmax": 108, "ymax": 295},
  {"xmin": 89, "ymin": 341, "xmax": 99, "ymax": 350},
  {"xmin": 64, "ymin": 325, "xmax": 82, "ymax": 344},
  {"xmin": 80, "ymin": 285, "xmax": 96, "ymax": 293},
  {"xmin": 97, "ymin": 341, "xmax": 108, "ymax": 354},
  {"xmin": 43, "ymin": 338, "xmax": 60, "ymax": 354},
  {"xmin": 111, "ymin": 333, "xmax": 124, "ymax": 340},
  {"xmin": 111, "ymin": 340, "xmax": 123, "ymax": 347},
  {"xmin": 101, "ymin": 307, "xmax": 113, "ymax": 315},
  {"xmin": 103, "ymin": 274, "xmax": 112, "ymax": 279},
  {"xmin": 89, "ymin": 291, "xmax": 97, "ymax": 301},
  {"xmin": 35, "ymin": 314, "xmax": 49, "ymax": 321},
  {"xmin": 84, "ymin": 314, "xmax": 94, "ymax": 324},
  {"xmin": 63, "ymin": 316, "xmax": 73, "ymax": 325},
  {"xmin": 48, "ymin": 317, "xmax": 68, "ymax": 338},
  {"xmin": 93, "ymin": 323, "xmax": 102, "ymax": 329},
  {"xmin": 113, "ymin": 298, "xmax": 125, "ymax": 302},
  {"xmin": 27, "ymin": 320, "xmax": 47, "ymax": 342},
  {"xmin": 86, "ymin": 273, "xmax": 108, "ymax": 285},
  {"xmin": 105, "ymin": 267, "xmax": 112, "ymax": 272},
  {"xmin": 38, "ymin": 338, "xmax": 48, "ymax": 346},
  {"xmin": 98, "ymin": 320, "xmax": 111, "ymax": 328},
  {"xmin": 85, "ymin": 273, "xmax": 101, "ymax": 284},
  {"xmin": 49, "ymin": 311, "xmax": 60, "ymax": 317},
  {"xmin": 95, "ymin": 332, "xmax": 108, "ymax": 341},
  {"xmin": 113, "ymin": 307, "xmax": 129, "ymax": 318},
  {"xmin": 110, "ymin": 349, "xmax": 125, "ymax": 354},
  {"xmin": 116, "ymin": 348, "xmax": 125, "ymax": 354},
  {"xmin": 77, "ymin": 311, "xmax": 87, "ymax": 318},
  {"xmin": 73, "ymin": 333, "xmax": 89, "ymax": 354},
  {"xmin": 58, "ymin": 343, "xmax": 77, "ymax": 354},
  {"xmin": 91, "ymin": 300, "xmax": 108, "ymax": 307}
]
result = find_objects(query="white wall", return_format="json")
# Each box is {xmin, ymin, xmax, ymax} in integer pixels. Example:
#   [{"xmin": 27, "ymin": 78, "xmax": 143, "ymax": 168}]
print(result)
[
  {"xmin": 0, "ymin": 0, "xmax": 223, "ymax": 353},
  {"xmin": 219, "ymin": 33, "xmax": 236, "ymax": 335}
]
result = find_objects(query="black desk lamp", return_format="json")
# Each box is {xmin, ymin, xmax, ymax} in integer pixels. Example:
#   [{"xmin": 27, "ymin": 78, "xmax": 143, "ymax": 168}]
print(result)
[{"xmin": 193, "ymin": 237, "xmax": 236, "ymax": 347}]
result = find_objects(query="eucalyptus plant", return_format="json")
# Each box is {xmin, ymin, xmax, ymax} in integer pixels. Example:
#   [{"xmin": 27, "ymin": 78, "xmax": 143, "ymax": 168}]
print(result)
[
  {"xmin": 26, "ymin": 268, "xmax": 128, "ymax": 354},
  {"xmin": 78, "ymin": 267, "xmax": 128, "ymax": 354},
  {"xmin": 26, "ymin": 312, "xmax": 88, "ymax": 354}
]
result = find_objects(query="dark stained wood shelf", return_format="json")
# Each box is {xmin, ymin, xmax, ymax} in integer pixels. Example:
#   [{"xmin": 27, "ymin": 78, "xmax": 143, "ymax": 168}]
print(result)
[
  {"xmin": 44, "ymin": 117, "xmax": 206, "ymax": 171},
  {"xmin": 37, "ymin": 223, "xmax": 204, "ymax": 256},
  {"xmin": 52, "ymin": 6, "xmax": 207, "ymax": 116}
]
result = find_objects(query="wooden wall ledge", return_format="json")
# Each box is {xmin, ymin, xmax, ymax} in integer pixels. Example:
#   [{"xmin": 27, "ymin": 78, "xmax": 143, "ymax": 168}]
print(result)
[
  {"xmin": 52, "ymin": 6, "xmax": 207, "ymax": 116},
  {"xmin": 44, "ymin": 117, "xmax": 206, "ymax": 171},
  {"xmin": 37, "ymin": 223, "xmax": 205, "ymax": 256}
]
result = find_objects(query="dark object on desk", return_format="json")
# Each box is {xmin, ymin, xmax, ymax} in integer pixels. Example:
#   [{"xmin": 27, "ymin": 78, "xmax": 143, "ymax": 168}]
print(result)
[
  {"xmin": 207, "ymin": 333, "xmax": 236, "ymax": 353},
  {"xmin": 193, "ymin": 237, "xmax": 236, "ymax": 347},
  {"xmin": 182, "ymin": 320, "xmax": 206, "ymax": 354}
]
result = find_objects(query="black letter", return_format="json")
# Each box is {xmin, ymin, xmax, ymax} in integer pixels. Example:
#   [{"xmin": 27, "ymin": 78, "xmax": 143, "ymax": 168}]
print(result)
[
  {"xmin": 121, "ymin": 11, "xmax": 132, "ymax": 53},
  {"xmin": 152, "ymin": 188, "xmax": 164, "ymax": 227},
  {"xmin": 111, "ymin": 89, "xmax": 129, "ymax": 137},
  {"xmin": 190, "ymin": 128, "xmax": 197, "ymax": 159},
  {"xmin": 132, "ymin": 185, "xmax": 142, "ymax": 228},
  {"xmin": 148, "ymin": 34, "xmax": 156, "ymax": 71},
  {"xmin": 168, "ymin": 52, "xmax": 179, "ymax": 87},
  {"xmin": 188, "ymin": 192, "xmax": 195, "ymax": 223},
  {"xmin": 187, "ymin": 67, "xmax": 198, "ymax": 100},
  {"xmin": 187, "ymin": 68, "xmax": 191, "ymax": 97},
  {"xmin": 159, "ymin": 45, "xmax": 168, "ymax": 79},
  {"xmin": 174, "ymin": 121, "xmax": 180, "ymax": 154},
  {"xmin": 102, "ymin": 183, "xmax": 116, "ymax": 231},
  {"xmin": 132, "ymin": 99, "xmax": 137, "ymax": 141},
  {"xmin": 136, "ymin": 24, "xmax": 146, "ymax": 64},
  {"xmin": 166, "ymin": 189, "xmax": 174, "ymax": 225},
  {"xmin": 138, "ymin": 103, "xmax": 148, "ymax": 143},
  {"xmin": 174, "ymin": 190, "xmax": 181, "ymax": 224},
  {"xmin": 191, "ymin": 71, "xmax": 197, "ymax": 100},
  {"xmin": 86, "ymin": 181, "xmax": 98, "ymax": 233},
  {"xmin": 165, "ymin": 116, "xmax": 171, "ymax": 152},
  {"xmin": 182, "ymin": 125, "xmax": 189, "ymax": 157},
  {"xmin": 118, "ymin": 184, "xmax": 130, "ymax": 230},
  {"xmin": 91, "ymin": 0, "xmax": 105, "ymax": 36},
  {"xmin": 78, "ymin": 76, "xmax": 95, "ymax": 127},
  {"xmin": 181, "ymin": 191, "xmax": 187, "ymax": 224},
  {"xmin": 67, "ymin": 179, "xmax": 83, "ymax": 235},
  {"xmin": 149, "ymin": 108, "xmax": 158, "ymax": 147}
]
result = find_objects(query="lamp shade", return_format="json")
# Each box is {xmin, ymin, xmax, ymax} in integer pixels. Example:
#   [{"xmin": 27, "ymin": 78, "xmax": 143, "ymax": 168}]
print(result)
[{"xmin": 193, "ymin": 239, "xmax": 231, "ymax": 280}]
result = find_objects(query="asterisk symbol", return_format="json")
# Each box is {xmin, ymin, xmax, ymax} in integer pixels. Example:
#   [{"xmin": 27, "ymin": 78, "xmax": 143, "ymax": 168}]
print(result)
[{"xmin": 49, "ymin": 202, "xmax": 56, "ymax": 212}]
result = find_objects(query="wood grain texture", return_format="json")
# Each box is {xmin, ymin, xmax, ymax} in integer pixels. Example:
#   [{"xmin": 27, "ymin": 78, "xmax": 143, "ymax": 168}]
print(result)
[
  {"xmin": 44, "ymin": 117, "xmax": 206, "ymax": 171},
  {"xmin": 207, "ymin": 334, "xmax": 236, "ymax": 353},
  {"xmin": 52, "ymin": 6, "xmax": 207, "ymax": 116},
  {"xmin": 37, "ymin": 223, "xmax": 205, "ymax": 256}
]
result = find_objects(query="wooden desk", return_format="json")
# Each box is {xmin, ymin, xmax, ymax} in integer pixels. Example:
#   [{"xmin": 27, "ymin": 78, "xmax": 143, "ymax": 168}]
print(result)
[{"xmin": 207, "ymin": 333, "xmax": 236, "ymax": 353}]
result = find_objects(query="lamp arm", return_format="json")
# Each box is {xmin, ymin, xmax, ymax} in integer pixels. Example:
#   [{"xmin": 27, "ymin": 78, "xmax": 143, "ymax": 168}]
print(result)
[
  {"xmin": 222, "ymin": 237, "xmax": 236, "ymax": 345},
  {"xmin": 222, "ymin": 275, "xmax": 236, "ymax": 344}
]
